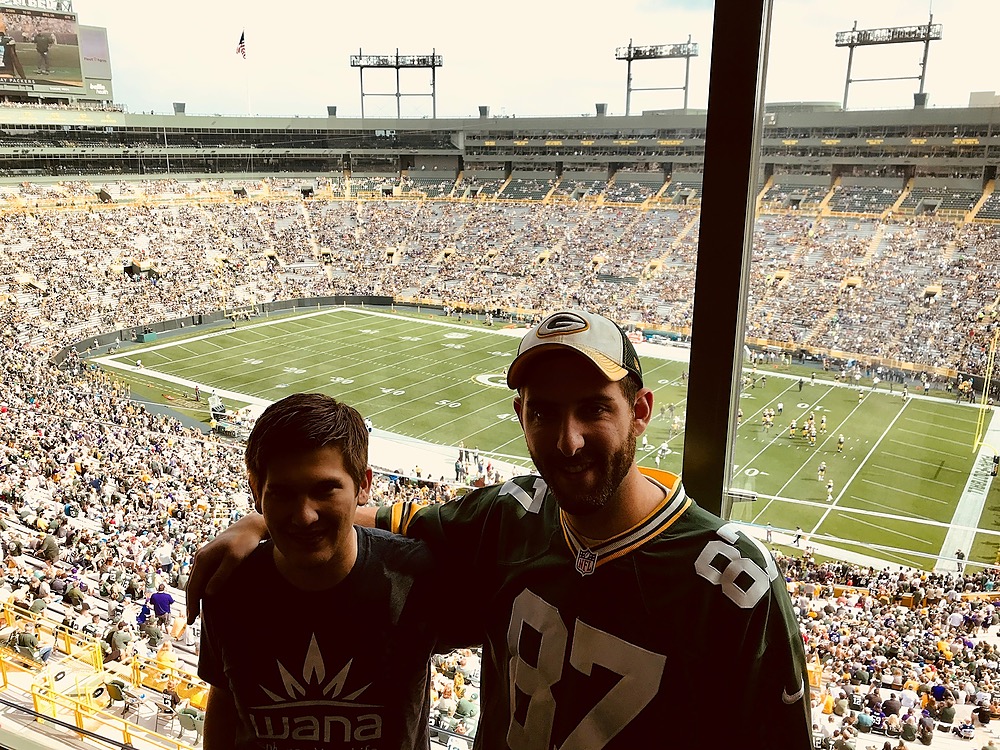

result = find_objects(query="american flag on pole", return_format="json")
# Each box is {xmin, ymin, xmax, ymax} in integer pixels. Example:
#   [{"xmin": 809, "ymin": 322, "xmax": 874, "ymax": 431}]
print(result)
[{"xmin": 237, "ymin": 31, "xmax": 246, "ymax": 59}]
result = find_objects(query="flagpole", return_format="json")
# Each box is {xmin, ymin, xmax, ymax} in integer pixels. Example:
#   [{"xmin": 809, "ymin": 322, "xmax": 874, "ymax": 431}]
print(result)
[{"xmin": 238, "ymin": 30, "xmax": 250, "ymax": 116}]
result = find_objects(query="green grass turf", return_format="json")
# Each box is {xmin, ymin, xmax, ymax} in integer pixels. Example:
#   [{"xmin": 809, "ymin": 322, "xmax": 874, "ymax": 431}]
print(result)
[{"xmin": 99, "ymin": 306, "xmax": 1000, "ymax": 568}]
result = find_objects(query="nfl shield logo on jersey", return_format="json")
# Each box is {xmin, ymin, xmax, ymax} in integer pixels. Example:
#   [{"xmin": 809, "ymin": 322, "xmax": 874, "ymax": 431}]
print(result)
[{"xmin": 575, "ymin": 547, "xmax": 597, "ymax": 576}]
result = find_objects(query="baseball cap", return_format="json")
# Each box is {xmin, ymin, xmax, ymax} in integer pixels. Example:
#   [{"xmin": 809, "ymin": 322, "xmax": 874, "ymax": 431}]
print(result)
[{"xmin": 507, "ymin": 309, "xmax": 643, "ymax": 389}]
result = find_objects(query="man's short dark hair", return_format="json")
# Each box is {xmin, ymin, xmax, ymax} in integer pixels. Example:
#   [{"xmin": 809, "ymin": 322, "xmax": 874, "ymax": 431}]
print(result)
[
  {"xmin": 618, "ymin": 373, "xmax": 640, "ymax": 406},
  {"xmin": 245, "ymin": 393, "xmax": 369, "ymax": 492}
]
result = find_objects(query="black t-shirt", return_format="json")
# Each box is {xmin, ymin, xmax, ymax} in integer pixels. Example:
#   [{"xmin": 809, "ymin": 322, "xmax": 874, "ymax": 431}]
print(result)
[{"xmin": 199, "ymin": 526, "xmax": 439, "ymax": 750}]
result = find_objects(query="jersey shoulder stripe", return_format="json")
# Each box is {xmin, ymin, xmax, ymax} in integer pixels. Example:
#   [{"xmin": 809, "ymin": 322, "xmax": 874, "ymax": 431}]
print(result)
[{"xmin": 377, "ymin": 475, "xmax": 549, "ymax": 537}]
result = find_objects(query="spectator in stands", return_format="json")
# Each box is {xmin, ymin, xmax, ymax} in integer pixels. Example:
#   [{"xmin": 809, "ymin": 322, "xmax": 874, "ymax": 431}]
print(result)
[
  {"xmin": 938, "ymin": 698, "xmax": 957, "ymax": 727},
  {"xmin": 13, "ymin": 178, "xmax": 1000, "ymax": 746},
  {"xmin": 882, "ymin": 692, "xmax": 901, "ymax": 717},
  {"xmin": 17, "ymin": 622, "xmax": 52, "ymax": 662},
  {"xmin": 976, "ymin": 700, "xmax": 992, "ymax": 727},
  {"xmin": 432, "ymin": 684, "xmax": 456, "ymax": 719},
  {"xmin": 918, "ymin": 710, "xmax": 935, "ymax": 745},
  {"xmin": 833, "ymin": 689, "xmax": 849, "ymax": 717},
  {"xmin": 198, "ymin": 393, "xmax": 443, "ymax": 749},
  {"xmin": 61, "ymin": 580, "xmax": 85, "ymax": 609},
  {"xmin": 155, "ymin": 639, "xmax": 178, "ymax": 672},
  {"xmin": 105, "ymin": 620, "xmax": 133, "ymax": 663},
  {"xmin": 148, "ymin": 583, "xmax": 175, "ymax": 627},
  {"xmin": 38, "ymin": 532, "xmax": 59, "ymax": 562},
  {"xmin": 856, "ymin": 707, "xmax": 874, "ymax": 733}
]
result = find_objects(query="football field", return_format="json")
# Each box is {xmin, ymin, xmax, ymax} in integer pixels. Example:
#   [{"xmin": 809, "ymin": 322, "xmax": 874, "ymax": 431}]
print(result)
[{"xmin": 97, "ymin": 306, "xmax": 1000, "ymax": 570}]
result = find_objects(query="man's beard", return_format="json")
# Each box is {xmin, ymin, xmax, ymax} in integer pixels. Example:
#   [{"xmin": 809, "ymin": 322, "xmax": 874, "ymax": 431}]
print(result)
[{"xmin": 530, "ymin": 424, "xmax": 638, "ymax": 517}]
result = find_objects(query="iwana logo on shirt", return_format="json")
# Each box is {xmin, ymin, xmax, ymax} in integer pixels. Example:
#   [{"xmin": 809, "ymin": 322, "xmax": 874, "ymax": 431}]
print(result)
[{"xmin": 249, "ymin": 633, "xmax": 383, "ymax": 745}]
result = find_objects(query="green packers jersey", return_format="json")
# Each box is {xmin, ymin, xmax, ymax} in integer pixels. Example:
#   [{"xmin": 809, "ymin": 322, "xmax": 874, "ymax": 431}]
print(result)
[{"xmin": 377, "ymin": 472, "xmax": 811, "ymax": 750}]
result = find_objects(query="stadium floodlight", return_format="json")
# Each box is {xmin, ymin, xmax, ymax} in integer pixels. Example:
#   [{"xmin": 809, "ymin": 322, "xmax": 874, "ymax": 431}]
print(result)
[
  {"xmin": 615, "ymin": 42, "xmax": 698, "ymax": 61},
  {"xmin": 349, "ymin": 49, "xmax": 443, "ymax": 119},
  {"xmin": 616, "ymin": 37, "xmax": 698, "ymax": 115},
  {"xmin": 0, "ymin": 0, "xmax": 71, "ymax": 10},
  {"xmin": 835, "ymin": 15, "xmax": 942, "ymax": 110},
  {"xmin": 834, "ymin": 24, "xmax": 943, "ymax": 47}
]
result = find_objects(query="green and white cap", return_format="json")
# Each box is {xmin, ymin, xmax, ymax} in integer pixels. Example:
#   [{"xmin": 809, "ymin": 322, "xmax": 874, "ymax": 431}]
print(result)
[{"xmin": 507, "ymin": 309, "xmax": 643, "ymax": 389}]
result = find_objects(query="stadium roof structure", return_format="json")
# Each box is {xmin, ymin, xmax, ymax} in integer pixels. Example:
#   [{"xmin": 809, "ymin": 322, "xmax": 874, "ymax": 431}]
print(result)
[{"xmin": 0, "ymin": 101, "xmax": 993, "ymax": 182}]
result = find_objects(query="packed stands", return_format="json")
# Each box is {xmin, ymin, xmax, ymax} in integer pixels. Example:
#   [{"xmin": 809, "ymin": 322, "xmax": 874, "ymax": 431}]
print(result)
[
  {"xmin": 900, "ymin": 185, "xmax": 981, "ymax": 217},
  {"xmin": 827, "ymin": 184, "xmax": 903, "ymax": 215},
  {"xmin": 551, "ymin": 171, "xmax": 607, "ymax": 200},
  {"xmin": 605, "ymin": 171, "xmax": 664, "ymax": 204},
  {"xmin": 350, "ymin": 174, "xmax": 399, "ymax": 196},
  {"xmin": 975, "ymin": 191, "xmax": 1000, "ymax": 221},
  {"xmin": 761, "ymin": 180, "xmax": 830, "ymax": 211},
  {"xmin": 409, "ymin": 174, "xmax": 457, "ymax": 197},
  {"xmin": 499, "ymin": 173, "xmax": 555, "ymax": 200},
  {"xmin": 461, "ymin": 174, "xmax": 505, "ymax": 199},
  {"xmin": 660, "ymin": 177, "xmax": 702, "ymax": 205},
  {"xmin": 2, "ymin": 178, "xmax": 1000, "ymax": 379},
  {"xmin": 7, "ymin": 176, "xmax": 1000, "ymax": 748}
]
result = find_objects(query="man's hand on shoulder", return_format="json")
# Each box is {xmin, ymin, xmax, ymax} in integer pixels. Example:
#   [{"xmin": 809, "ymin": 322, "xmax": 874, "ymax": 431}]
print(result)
[{"xmin": 186, "ymin": 512, "xmax": 267, "ymax": 624}]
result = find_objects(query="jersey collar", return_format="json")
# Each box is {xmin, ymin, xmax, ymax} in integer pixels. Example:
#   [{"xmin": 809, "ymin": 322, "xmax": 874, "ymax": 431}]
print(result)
[{"xmin": 559, "ymin": 475, "xmax": 691, "ymax": 576}]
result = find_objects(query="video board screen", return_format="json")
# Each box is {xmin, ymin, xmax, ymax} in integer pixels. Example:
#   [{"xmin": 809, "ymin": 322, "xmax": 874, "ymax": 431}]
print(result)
[
  {"xmin": 0, "ymin": 6, "xmax": 81, "ymax": 88},
  {"xmin": 78, "ymin": 25, "xmax": 110, "ymax": 80}
]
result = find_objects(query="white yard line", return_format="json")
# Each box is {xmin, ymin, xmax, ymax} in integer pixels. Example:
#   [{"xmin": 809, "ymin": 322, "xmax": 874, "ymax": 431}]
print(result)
[
  {"xmin": 863, "ymin": 464, "xmax": 955, "ymax": 487},
  {"xmin": 895, "ymin": 427, "xmax": 969, "ymax": 448},
  {"xmin": 754, "ymin": 491, "xmax": 1000, "ymax": 537},
  {"xmin": 846, "ymin": 514, "xmax": 934, "ymax": 546},
  {"xmin": 859, "ymin": 479, "xmax": 948, "ymax": 503},
  {"xmin": 810, "ymin": 399, "xmax": 911, "ymax": 534},
  {"xmin": 879, "ymin": 452, "xmax": 965, "ymax": 472}
]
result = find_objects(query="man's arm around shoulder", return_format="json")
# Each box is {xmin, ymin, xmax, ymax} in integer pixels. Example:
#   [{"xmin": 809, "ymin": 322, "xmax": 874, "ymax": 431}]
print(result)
[{"xmin": 356, "ymin": 505, "xmax": 376, "ymax": 528}]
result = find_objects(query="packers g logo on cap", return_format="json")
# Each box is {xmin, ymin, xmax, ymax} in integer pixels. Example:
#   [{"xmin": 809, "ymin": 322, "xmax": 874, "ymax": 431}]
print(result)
[
  {"xmin": 506, "ymin": 309, "xmax": 643, "ymax": 389},
  {"xmin": 535, "ymin": 312, "xmax": 590, "ymax": 338}
]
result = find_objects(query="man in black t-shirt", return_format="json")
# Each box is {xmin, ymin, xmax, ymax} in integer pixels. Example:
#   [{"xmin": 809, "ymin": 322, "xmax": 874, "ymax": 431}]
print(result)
[{"xmin": 199, "ymin": 394, "xmax": 444, "ymax": 750}]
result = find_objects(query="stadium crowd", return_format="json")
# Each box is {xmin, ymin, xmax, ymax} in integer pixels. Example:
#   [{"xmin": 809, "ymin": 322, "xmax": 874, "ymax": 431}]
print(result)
[
  {"xmin": 0, "ymin": 178, "xmax": 996, "ymax": 380},
  {"xmin": 3, "ymin": 178, "xmax": 1000, "ymax": 745},
  {"xmin": 782, "ymin": 550, "xmax": 1000, "ymax": 748}
]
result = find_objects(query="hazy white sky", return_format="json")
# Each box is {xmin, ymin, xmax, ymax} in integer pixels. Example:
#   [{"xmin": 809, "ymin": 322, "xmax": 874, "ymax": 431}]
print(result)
[{"xmin": 74, "ymin": 0, "xmax": 998, "ymax": 118}]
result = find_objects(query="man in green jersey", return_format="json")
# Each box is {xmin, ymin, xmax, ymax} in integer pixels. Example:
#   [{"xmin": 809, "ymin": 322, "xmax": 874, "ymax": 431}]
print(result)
[{"xmin": 188, "ymin": 309, "xmax": 812, "ymax": 749}]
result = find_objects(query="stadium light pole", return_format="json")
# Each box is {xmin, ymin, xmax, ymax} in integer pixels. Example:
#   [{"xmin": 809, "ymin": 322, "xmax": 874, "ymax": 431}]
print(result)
[
  {"xmin": 615, "ymin": 37, "xmax": 698, "ymax": 115},
  {"xmin": 682, "ymin": 0, "xmax": 771, "ymax": 516},
  {"xmin": 835, "ymin": 15, "xmax": 942, "ymax": 109},
  {"xmin": 350, "ymin": 49, "xmax": 443, "ymax": 118}
]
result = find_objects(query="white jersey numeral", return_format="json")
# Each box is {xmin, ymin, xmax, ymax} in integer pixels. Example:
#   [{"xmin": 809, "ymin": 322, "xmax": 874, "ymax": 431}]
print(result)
[
  {"xmin": 499, "ymin": 477, "xmax": 548, "ymax": 514},
  {"xmin": 506, "ymin": 589, "xmax": 666, "ymax": 750},
  {"xmin": 694, "ymin": 523, "xmax": 775, "ymax": 609}
]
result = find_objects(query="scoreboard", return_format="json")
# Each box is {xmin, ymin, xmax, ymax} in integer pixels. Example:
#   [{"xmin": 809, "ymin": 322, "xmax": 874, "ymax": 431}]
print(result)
[{"xmin": 0, "ymin": 3, "xmax": 112, "ymax": 103}]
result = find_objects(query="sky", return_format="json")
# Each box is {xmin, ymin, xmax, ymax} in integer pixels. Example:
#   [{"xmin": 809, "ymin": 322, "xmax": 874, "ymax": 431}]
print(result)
[{"xmin": 73, "ymin": 0, "xmax": 999, "ymax": 118}]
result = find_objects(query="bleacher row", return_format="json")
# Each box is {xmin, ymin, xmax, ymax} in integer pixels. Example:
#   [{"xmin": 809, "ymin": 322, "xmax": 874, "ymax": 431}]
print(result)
[
  {"xmin": 0, "ymin": 513, "xmax": 209, "ymax": 748},
  {"xmin": 16, "ymin": 172, "xmax": 1000, "ymax": 221},
  {"xmin": 297, "ymin": 174, "xmax": 1000, "ymax": 222}
]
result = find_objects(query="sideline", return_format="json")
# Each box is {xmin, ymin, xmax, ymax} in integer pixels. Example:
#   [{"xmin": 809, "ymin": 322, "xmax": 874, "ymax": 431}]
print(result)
[{"xmin": 936, "ymin": 408, "xmax": 1000, "ymax": 572}]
